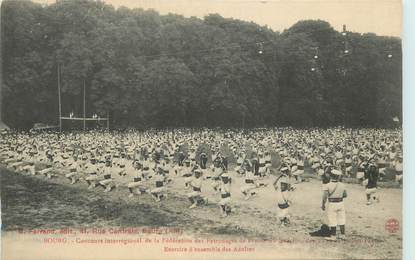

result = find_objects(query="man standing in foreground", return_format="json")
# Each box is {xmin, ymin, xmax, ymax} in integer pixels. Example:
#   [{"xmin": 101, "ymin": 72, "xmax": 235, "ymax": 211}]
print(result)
[
  {"xmin": 364, "ymin": 160, "xmax": 380, "ymax": 205},
  {"xmin": 321, "ymin": 169, "xmax": 347, "ymax": 241},
  {"xmin": 273, "ymin": 166, "xmax": 294, "ymax": 226}
]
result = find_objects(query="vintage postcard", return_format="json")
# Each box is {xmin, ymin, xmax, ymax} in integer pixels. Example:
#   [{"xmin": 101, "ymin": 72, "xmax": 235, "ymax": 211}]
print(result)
[{"xmin": 0, "ymin": 0, "xmax": 404, "ymax": 259}]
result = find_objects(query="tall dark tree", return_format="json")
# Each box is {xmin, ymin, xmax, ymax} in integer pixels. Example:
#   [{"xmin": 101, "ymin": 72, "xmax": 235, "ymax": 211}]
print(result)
[{"xmin": 1, "ymin": 0, "xmax": 402, "ymax": 129}]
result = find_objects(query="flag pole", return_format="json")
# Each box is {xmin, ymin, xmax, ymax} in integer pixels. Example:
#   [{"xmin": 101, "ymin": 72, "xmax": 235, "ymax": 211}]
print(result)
[
  {"xmin": 58, "ymin": 64, "xmax": 62, "ymax": 132},
  {"xmin": 83, "ymin": 79, "xmax": 86, "ymax": 131}
]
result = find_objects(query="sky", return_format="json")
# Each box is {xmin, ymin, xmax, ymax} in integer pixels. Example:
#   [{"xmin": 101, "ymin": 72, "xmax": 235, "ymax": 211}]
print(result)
[{"xmin": 31, "ymin": 0, "xmax": 402, "ymax": 37}]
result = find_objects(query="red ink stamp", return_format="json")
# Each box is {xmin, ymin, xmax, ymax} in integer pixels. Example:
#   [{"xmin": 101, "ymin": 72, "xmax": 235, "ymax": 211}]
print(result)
[{"xmin": 385, "ymin": 218, "xmax": 399, "ymax": 233}]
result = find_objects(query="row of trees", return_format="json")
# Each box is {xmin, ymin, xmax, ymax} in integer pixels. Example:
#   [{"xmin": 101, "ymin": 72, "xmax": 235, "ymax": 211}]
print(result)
[{"xmin": 1, "ymin": 0, "xmax": 401, "ymax": 129}]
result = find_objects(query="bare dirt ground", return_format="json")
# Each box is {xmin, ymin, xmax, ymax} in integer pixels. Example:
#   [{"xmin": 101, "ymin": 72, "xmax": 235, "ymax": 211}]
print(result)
[{"xmin": 0, "ymin": 166, "xmax": 402, "ymax": 259}]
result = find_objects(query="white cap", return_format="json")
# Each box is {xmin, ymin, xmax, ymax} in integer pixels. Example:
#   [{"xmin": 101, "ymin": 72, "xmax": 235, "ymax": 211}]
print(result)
[{"xmin": 331, "ymin": 169, "xmax": 342, "ymax": 176}]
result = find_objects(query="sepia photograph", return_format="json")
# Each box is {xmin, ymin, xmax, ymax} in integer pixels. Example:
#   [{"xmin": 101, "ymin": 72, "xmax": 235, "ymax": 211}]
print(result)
[{"xmin": 0, "ymin": 0, "xmax": 404, "ymax": 259}]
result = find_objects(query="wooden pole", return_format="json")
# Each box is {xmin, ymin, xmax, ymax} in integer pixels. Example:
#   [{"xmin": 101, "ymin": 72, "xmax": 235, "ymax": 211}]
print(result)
[
  {"xmin": 0, "ymin": 10, "xmax": 6, "ymax": 130},
  {"xmin": 58, "ymin": 64, "xmax": 62, "ymax": 132},
  {"xmin": 83, "ymin": 79, "xmax": 86, "ymax": 131}
]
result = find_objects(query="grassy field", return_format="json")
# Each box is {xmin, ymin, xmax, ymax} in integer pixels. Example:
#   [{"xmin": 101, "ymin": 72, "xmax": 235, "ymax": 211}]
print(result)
[
  {"xmin": 1, "ymin": 166, "xmax": 402, "ymax": 259},
  {"xmin": 0, "ymin": 167, "xmax": 251, "ymax": 236}
]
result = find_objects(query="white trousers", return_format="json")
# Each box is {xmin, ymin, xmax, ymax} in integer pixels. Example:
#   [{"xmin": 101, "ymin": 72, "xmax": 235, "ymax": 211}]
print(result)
[{"xmin": 327, "ymin": 202, "xmax": 346, "ymax": 227}]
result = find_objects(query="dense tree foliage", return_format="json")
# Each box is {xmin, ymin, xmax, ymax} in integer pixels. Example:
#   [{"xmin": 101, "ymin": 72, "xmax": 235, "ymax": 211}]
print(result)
[{"xmin": 1, "ymin": 0, "xmax": 401, "ymax": 129}]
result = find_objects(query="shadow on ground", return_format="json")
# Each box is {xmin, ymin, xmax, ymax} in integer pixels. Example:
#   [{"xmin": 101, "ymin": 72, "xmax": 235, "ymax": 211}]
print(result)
[{"xmin": 0, "ymin": 168, "xmax": 252, "ymax": 239}]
